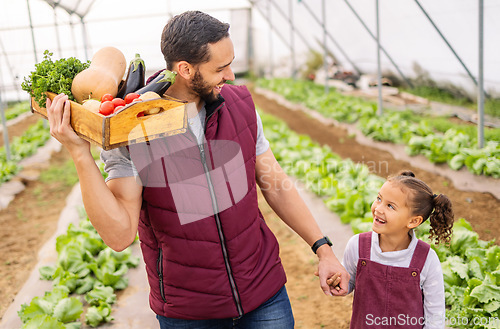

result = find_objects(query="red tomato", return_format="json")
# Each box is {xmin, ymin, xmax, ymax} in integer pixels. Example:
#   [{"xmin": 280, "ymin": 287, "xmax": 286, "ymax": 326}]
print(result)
[
  {"xmin": 125, "ymin": 92, "xmax": 141, "ymax": 104},
  {"xmin": 99, "ymin": 101, "xmax": 115, "ymax": 116},
  {"xmin": 112, "ymin": 98, "xmax": 126, "ymax": 107},
  {"xmin": 101, "ymin": 94, "xmax": 114, "ymax": 102},
  {"xmin": 113, "ymin": 105, "xmax": 124, "ymax": 114}
]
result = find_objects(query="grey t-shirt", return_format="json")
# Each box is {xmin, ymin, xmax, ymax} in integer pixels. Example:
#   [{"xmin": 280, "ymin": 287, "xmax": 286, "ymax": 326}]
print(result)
[{"xmin": 101, "ymin": 108, "xmax": 270, "ymax": 182}]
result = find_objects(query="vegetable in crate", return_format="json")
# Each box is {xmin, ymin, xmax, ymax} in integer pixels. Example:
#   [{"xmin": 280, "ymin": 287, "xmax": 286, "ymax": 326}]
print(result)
[
  {"xmin": 71, "ymin": 46, "xmax": 127, "ymax": 103},
  {"xmin": 116, "ymin": 53, "xmax": 146, "ymax": 99},
  {"xmin": 21, "ymin": 50, "xmax": 89, "ymax": 108},
  {"xmin": 134, "ymin": 69, "xmax": 177, "ymax": 95}
]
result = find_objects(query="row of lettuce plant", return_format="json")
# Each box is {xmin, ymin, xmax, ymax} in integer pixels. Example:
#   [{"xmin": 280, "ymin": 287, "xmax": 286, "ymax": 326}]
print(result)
[
  {"xmin": 261, "ymin": 110, "xmax": 500, "ymax": 328},
  {"xmin": 256, "ymin": 78, "xmax": 500, "ymax": 178},
  {"xmin": 17, "ymin": 164, "xmax": 140, "ymax": 328},
  {"xmin": 0, "ymin": 119, "xmax": 51, "ymax": 184},
  {"xmin": 2, "ymin": 101, "xmax": 31, "ymax": 122}
]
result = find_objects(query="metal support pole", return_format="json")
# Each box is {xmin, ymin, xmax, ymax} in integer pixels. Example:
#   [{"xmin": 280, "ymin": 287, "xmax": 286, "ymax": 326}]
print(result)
[
  {"xmin": 26, "ymin": 0, "xmax": 38, "ymax": 63},
  {"xmin": 0, "ymin": 37, "xmax": 21, "ymax": 101},
  {"xmin": 289, "ymin": 0, "xmax": 296, "ymax": 79},
  {"xmin": 0, "ymin": 100, "xmax": 10, "ymax": 162},
  {"xmin": 80, "ymin": 16, "xmax": 89, "ymax": 61},
  {"xmin": 477, "ymin": 0, "xmax": 484, "ymax": 148},
  {"xmin": 166, "ymin": 0, "xmax": 172, "ymax": 18},
  {"xmin": 343, "ymin": 0, "xmax": 413, "ymax": 88},
  {"xmin": 299, "ymin": 0, "xmax": 362, "ymax": 75},
  {"xmin": 376, "ymin": 0, "xmax": 383, "ymax": 115},
  {"xmin": 68, "ymin": 16, "xmax": 79, "ymax": 58},
  {"xmin": 267, "ymin": 0, "xmax": 273, "ymax": 77},
  {"xmin": 247, "ymin": 8, "xmax": 254, "ymax": 76},
  {"xmin": 53, "ymin": 8, "xmax": 63, "ymax": 57},
  {"xmin": 253, "ymin": 2, "xmax": 294, "ymax": 54},
  {"xmin": 0, "ymin": 64, "xmax": 10, "ymax": 161},
  {"xmin": 268, "ymin": 0, "xmax": 313, "ymax": 50},
  {"xmin": 322, "ymin": 0, "xmax": 328, "ymax": 93}
]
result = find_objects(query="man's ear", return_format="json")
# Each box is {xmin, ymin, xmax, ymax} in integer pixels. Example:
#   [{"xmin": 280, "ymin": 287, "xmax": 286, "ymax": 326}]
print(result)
[
  {"xmin": 175, "ymin": 61, "xmax": 194, "ymax": 80},
  {"xmin": 407, "ymin": 215, "xmax": 423, "ymax": 229}
]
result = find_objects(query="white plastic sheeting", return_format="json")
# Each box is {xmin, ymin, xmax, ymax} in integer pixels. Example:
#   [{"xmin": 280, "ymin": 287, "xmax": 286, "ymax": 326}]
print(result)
[
  {"xmin": 0, "ymin": 0, "xmax": 252, "ymax": 102},
  {"xmin": 0, "ymin": 0, "xmax": 499, "ymax": 102},
  {"xmin": 249, "ymin": 0, "xmax": 500, "ymax": 98}
]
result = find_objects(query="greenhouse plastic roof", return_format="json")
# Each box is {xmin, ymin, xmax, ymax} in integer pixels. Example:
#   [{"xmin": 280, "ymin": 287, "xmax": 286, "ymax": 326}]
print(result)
[
  {"xmin": 0, "ymin": 0, "xmax": 499, "ymax": 104},
  {"xmin": 41, "ymin": 0, "xmax": 96, "ymax": 18}
]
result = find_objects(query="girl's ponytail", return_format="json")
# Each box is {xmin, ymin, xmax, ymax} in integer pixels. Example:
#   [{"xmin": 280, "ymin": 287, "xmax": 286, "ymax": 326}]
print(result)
[
  {"xmin": 389, "ymin": 170, "xmax": 454, "ymax": 245},
  {"xmin": 429, "ymin": 194, "xmax": 454, "ymax": 244}
]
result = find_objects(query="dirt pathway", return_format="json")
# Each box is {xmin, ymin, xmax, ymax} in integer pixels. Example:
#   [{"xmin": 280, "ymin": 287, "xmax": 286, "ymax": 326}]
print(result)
[
  {"xmin": 259, "ymin": 192, "xmax": 353, "ymax": 328},
  {"xmin": 0, "ymin": 147, "xmax": 75, "ymax": 319},
  {"xmin": 0, "ymin": 113, "xmax": 39, "ymax": 147}
]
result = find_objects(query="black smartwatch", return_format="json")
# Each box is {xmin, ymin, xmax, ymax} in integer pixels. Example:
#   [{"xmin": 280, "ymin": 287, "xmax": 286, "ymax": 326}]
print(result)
[{"xmin": 311, "ymin": 236, "xmax": 333, "ymax": 254}]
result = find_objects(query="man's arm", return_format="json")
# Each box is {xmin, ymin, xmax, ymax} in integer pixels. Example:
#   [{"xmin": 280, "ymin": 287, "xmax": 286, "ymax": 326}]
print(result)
[
  {"xmin": 255, "ymin": 147, "xmax": 350, "ymax": 296},
  {"xmin": 47, "ymin": 93, "xmax": 142, "ymax": 251}
]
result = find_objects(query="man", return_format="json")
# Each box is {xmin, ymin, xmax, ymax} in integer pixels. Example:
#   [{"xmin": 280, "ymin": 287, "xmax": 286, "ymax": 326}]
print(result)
[{"xmin": 47, "ymin": 10, "xmax": 349, "ymax": 329}]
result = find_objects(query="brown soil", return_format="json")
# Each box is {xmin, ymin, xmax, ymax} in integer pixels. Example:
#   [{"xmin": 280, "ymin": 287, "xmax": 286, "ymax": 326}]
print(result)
[
  {"xmin": 0, "ymin": 113, "xmax": 40, "ymax": 147},
  {"xmin": 259, "ymin": 191, "xmax": 353, "ymax": 328},
  {"xmin": 0, "ymin": 91, "xmax": 499, "ymax": 327},
  {"xmin": 0, "ymin": 146, "xmax": 75, "ymax": 319}
]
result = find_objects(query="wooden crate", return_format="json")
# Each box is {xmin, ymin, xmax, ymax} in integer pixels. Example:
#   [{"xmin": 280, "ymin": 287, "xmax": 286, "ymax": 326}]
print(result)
[{"xmin": 31, "ymin": 92, "xmax": 189, "ymax": 150}]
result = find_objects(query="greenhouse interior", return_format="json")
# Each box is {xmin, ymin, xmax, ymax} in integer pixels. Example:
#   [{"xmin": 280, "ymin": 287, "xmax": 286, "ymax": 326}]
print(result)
[{"xmin": 0, "ymin": 0, "xmax": 499, "ymax": 328}]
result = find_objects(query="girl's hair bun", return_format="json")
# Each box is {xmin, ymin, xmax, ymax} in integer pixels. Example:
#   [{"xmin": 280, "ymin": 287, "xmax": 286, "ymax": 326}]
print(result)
[{"xmin": 399, "ymin": 170, "xmax": 415, "ymax": 178}]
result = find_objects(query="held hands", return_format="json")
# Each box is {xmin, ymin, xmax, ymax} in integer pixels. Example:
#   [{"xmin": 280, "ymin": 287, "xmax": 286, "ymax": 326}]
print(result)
[
  {"xmin": 327, "ymin": 272, "xmax": 342, "ymax": 291},
  {"xmin": 46, "ymin": 93, "xmax": 90, "ymax": 154},
  {"xmin": 314, "ymin": 270, "xmax": 347, "ymax": 296},
  {"xmin": 314, "ymin": 271, "xmax": 342, "ymax": 290},
  {"xmin": 315, "ymin": 247, "xmax": 350, "ymax": 297}
]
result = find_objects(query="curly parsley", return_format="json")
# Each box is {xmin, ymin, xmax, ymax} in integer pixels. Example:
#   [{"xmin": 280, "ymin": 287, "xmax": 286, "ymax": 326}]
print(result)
[{"xmin": 21, "ymin": 50, "xmax": 89, "ymax": 108}]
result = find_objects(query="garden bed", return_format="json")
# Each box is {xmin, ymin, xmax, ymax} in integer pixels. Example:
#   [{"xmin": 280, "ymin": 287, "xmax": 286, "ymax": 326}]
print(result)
[{"xmin": 251, "ymin": 87, "xmax": 500, "ymax": 244}]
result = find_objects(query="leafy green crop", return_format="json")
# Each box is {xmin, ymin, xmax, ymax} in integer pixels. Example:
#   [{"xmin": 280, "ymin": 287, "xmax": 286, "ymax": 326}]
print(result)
[
  {"xmin": 21, "ymin": 50, "xmax": 89, "ymax": 108},
  {"xmin": 0, "ymin": 119, "xmax": 51, "ymax": 184},
  {"xmin": 257, "ymin": 78, "xmax": 500, "ymax": 178},
  {"xmin": 18, "ymin": 286, "xmax": 82, "ymax": 328},
  {"xmin": 261, "ymin": 108, "xmax": 500, "ymax": 327},
  {"xmin": 417, "ymin": 220, "xmax": 500, "ymax": 328},
  {"xmin": 2, "ymin": 101, "xmax": 30, "ymax": 122},
  {"xmin": 261, "ymin": 111, "xmax": 384, "ymax": 230},
  {"xmin": 19, "ymin": 212, "xmax": 139, "ymax": 328}
]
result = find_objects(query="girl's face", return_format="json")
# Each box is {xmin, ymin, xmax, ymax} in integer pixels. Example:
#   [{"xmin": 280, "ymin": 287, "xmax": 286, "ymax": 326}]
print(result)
[{"xmin": 371, "ymin": 181, "xmax": 417, "ymax": 237}]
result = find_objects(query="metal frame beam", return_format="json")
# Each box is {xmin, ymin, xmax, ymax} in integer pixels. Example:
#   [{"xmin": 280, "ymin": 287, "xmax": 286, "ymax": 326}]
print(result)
[
  {"xmin": 299, "ymin": 0, "xmax": 362, "ymax": 76},
  {"xmin": 477, "ymin": 0, "xmax": 484, "ymax": 148},
  {"xmin": 414, "ymin": 0, "xmax": 481, "ymax": 91},
  {"xmin": 343, "ymin": 0, "xmax": 413, "ymax": 88}
]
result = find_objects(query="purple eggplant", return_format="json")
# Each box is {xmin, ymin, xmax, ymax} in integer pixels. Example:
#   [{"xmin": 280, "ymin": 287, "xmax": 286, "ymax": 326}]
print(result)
[{"xmin": 116, "ymin": 53, "xmax": 145, "ymax": 98}]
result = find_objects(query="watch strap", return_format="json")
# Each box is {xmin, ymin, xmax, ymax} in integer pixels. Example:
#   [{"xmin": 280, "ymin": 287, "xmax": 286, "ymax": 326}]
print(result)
[{"xmin": 311, "ymin": 236, "xmax": 333, "ymax": 254}]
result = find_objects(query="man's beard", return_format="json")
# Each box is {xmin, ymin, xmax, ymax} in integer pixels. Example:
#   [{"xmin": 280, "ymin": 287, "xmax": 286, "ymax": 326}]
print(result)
[{"xmin": 190, "ymin": 70, "xmax": 223, "ymax": 104}]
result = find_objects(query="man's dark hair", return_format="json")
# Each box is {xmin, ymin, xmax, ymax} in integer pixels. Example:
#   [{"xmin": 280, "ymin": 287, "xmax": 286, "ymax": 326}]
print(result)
[{"xmin": 161, "ymin": 11, "xmax": 230, "ymax": 70}]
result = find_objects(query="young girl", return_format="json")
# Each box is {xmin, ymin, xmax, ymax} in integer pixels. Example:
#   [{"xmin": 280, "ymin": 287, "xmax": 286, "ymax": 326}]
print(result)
[{"xmin": 331, "ymin": 170, "xmax": 454, "ymax": 329}]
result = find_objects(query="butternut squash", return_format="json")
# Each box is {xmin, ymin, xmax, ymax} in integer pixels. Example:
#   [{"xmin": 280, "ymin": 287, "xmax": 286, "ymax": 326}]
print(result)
[{"xmin": 71, "ymin": 46, "xmax": 127, "ymax": 103}]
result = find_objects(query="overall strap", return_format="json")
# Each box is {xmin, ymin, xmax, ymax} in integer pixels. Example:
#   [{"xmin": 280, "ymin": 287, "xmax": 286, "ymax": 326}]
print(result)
[
  {"xmin": 409, "ymin": 239, "xmax": 430, "ymax": 271},
  {"xmin": 358, "ymin": 232, "xmax": 372, "ymax": 260}
]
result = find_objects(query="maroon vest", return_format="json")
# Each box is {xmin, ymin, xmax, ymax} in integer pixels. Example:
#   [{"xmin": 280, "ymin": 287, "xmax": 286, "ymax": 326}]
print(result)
[
  {"xmin": 129, "ymin": 84, "xmax": 286, "ymax": 320},
  {"xmin": 350, "ymin": 232, "xmax": 429, "ymax": 329}
]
